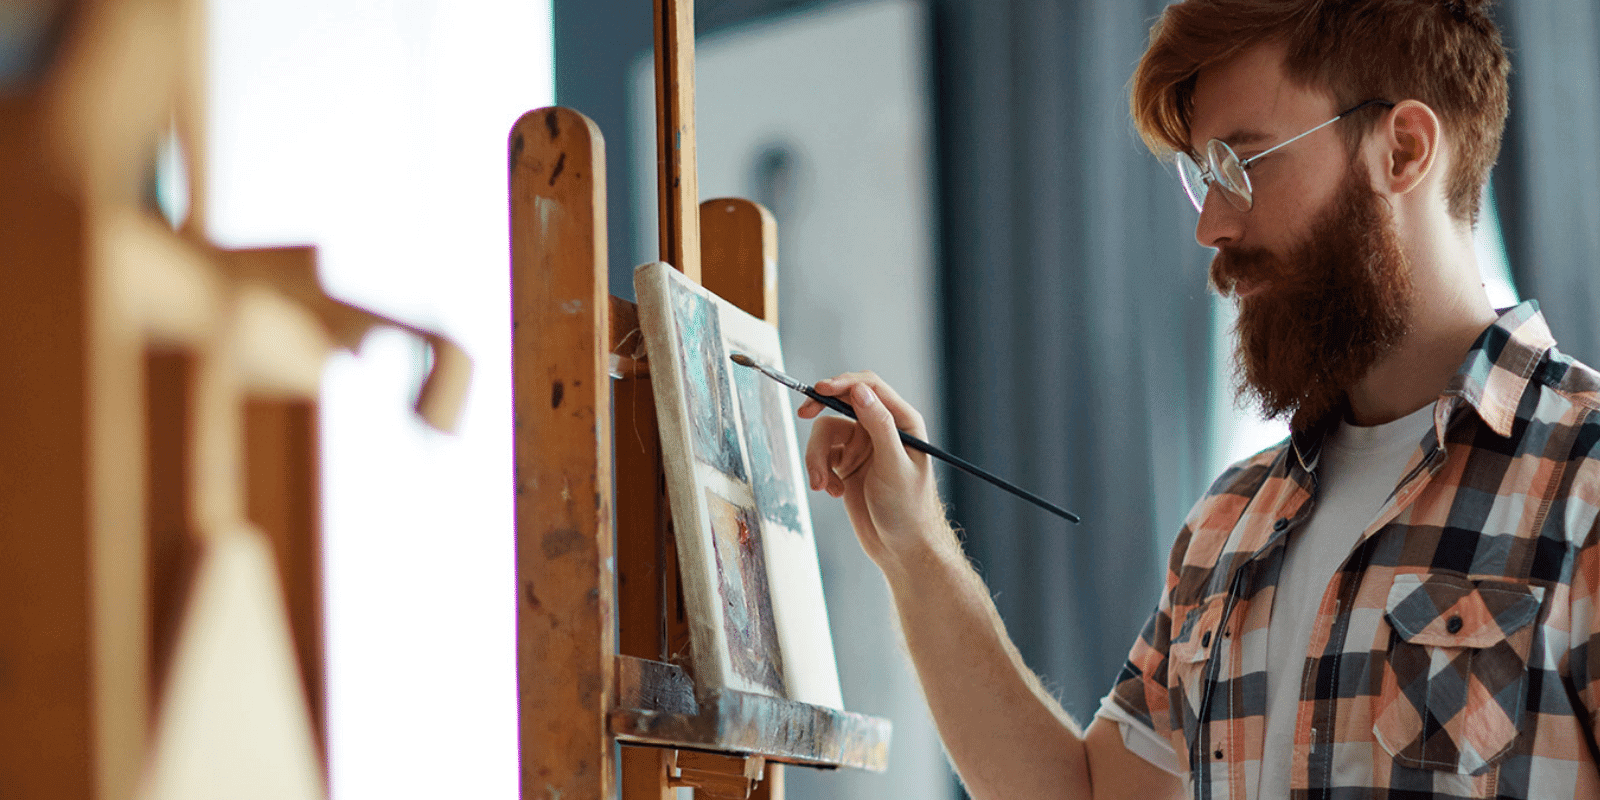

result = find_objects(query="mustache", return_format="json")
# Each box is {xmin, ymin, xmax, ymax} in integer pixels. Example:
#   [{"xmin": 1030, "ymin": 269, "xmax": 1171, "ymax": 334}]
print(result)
[{"xmin": 1209, "ymin": 246, "xmax": 1287, "ymax": 297}]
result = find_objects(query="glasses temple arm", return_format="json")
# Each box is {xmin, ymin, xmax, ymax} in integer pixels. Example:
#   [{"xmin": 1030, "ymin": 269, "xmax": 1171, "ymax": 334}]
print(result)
[{"xmin": 1239, "ymin": 99, "xmax": 1394, "ymax": 168}]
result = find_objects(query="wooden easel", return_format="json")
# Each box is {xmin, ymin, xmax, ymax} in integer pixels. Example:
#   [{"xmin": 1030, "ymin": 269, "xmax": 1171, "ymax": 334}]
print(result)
[
  {"xmin": 1, "ymin": 1, "xmax": 469, "ymax": 796},
  {"xmin": 510, "ymin": 0, "xmax": 891, "ymax": 797}
]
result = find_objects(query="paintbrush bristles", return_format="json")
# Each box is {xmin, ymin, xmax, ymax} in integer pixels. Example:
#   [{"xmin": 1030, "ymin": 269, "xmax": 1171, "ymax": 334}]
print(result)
[{"xmin": 729, "ymin": 353, "xmax": 808, "ymax": 394}]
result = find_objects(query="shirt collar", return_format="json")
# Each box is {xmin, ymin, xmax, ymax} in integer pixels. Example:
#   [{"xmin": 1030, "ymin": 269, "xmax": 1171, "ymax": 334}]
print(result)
[
  {"xmin": 1440, "ymin": 300, "xmax": 1555, "ymax": 438},
  {"xmin": 1288, "ymin": 301, "xmax": 1554, "ymax": 467}
]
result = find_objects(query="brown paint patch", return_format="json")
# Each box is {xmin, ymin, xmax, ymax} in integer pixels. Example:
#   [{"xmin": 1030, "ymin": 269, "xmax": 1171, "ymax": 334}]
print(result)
[
  {"xmin": 542, "ymin": 528, "xmax": 584, "ymax": 559},
  {"xmin": 548, "ymin": 152, "xmax": 566, "ymax": 186},
  {"xmin": 510, "ymin": 132, "xmax": 524, "ymax": 172},
  {"xmin": 703, "ymin": 490, "xmax": 787, "ymax": 694},
  {"xmin": 551, "ymin": 380, "xmax": 564, "ymax": 408},
  {"xmin": 523, "ymin": 581, "xmax": 542, "ymax": 610},
  {"xmin": 544, "ymin": 108, "xmax": 560, "ymax": 140},
  {"xmin": 578, "ymin": 673, "xmax": 602, "ymax": 703}
]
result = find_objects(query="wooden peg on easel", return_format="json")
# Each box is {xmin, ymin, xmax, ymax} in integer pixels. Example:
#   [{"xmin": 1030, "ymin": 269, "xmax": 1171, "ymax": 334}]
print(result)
[{"xmin": 654, "ymin": 0, "xmax": 701, "ymax": 282}]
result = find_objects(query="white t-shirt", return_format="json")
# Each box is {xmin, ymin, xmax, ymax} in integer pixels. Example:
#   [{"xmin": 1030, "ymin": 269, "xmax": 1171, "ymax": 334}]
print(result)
[{"xmin": 1096, "ymin": 403, "xmax": 1436, "ymax": 791}]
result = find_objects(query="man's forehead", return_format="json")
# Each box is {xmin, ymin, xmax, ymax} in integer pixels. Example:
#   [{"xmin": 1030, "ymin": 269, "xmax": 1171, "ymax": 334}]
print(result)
[{"xmin": 1188, "ymin": 43, "xmax": 1334, "ymax": 150}]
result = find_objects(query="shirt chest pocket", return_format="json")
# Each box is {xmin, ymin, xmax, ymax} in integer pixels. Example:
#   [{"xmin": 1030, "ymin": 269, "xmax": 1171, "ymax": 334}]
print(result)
[
  {"xmin": 1373, "ymin": 573, "xmax": 1544, "ymax": 775},
  {"xmin": 1168, "ymin": 599, "xmax": 1226, "ymax": 741}
]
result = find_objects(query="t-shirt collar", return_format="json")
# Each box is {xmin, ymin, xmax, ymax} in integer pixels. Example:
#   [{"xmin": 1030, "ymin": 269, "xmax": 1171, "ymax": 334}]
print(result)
[{"xmin": 1287, "ymin": 300, "xmax": 1554, "ymax": 471}]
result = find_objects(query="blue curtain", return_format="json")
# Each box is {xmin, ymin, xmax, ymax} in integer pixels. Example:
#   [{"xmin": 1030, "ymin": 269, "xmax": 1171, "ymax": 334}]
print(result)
[
  {"xmin": 932, "ymin": 0, "xmax": 1215, "ymax": 725},
  {"xmin": 1495, "ymin": 4, "xmax": 1600, "ymax": 363}
]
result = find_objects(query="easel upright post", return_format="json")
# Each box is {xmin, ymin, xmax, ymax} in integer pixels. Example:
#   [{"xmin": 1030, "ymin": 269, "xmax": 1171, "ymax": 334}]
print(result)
[{"xmin": 510, "ymin": 107, "xmax": 618, "ymax": 800}]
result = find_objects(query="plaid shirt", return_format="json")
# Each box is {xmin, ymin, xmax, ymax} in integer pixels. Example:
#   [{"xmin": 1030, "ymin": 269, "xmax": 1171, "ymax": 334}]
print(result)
[{"xmin": 1109, "ymin": 302, "xmax": 1600, "ymax": 798}]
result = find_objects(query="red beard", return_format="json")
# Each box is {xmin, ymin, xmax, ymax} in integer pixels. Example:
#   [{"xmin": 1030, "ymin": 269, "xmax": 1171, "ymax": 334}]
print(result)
[{"xmin": 1210, "ymin": 161, "xmax": 1413, "ymax": 431}]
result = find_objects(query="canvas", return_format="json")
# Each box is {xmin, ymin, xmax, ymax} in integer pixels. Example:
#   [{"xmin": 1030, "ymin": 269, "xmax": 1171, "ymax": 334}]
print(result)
[{"xmin": 634, "ymin": 261, "xmax": 844, "ymax": 709}]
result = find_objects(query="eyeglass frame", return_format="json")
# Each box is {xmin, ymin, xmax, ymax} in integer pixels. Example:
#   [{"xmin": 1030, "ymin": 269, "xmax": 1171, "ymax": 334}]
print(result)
[{"xmin": 1176, "ymin": 98, "xmax": 1395, "ymax": 213}]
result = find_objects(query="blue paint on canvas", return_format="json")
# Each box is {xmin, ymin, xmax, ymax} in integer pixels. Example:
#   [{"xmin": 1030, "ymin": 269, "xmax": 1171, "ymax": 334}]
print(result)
[
  {"xmin": 731, "ymin": 358, "xmax": 803, "ymax": 531},
  {"xmin": 668, "ymin": 279, "xmax": 747, "ymax": 481}
]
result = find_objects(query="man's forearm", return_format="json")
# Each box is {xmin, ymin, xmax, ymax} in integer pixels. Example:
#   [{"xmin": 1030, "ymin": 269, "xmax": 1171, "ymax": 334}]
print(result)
[{"xmin": 880, "ymin": 530, "xmax": 1093, "ymax": 800}]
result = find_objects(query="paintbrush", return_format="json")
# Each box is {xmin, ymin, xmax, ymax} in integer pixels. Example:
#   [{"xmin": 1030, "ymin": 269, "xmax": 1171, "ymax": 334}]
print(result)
[{"xmin": 729, "ymin": 353, "xmax": 1081, "ymax": 523}]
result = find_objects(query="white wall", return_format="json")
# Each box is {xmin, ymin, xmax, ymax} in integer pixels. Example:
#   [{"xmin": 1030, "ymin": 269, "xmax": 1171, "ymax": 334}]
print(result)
[{"xmin": 205, "ymin": 2, "xmax": 551, "ymax": 797}]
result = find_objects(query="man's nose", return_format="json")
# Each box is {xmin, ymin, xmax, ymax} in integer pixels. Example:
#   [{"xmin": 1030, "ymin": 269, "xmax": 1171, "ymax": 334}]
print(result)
[{"xmin": 1194, "ymin": 186, "xmax": 1243, "ymax": 249}]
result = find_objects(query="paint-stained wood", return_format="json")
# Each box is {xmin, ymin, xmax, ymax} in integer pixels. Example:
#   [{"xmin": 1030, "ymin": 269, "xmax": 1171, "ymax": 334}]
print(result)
[
  {"xmin": 701, "ymin": 198, "xmax": 779, "ymax": 327},
  {"xmin": 653, "ymin": 0, "xmax": 701, "ymax": 280},
  {"xmin": 611, "ymin": 656, "xmax": 890, "ymax": 771},
  {"xmin": 510, "ymin": 106, "xmax": 617, "ymax": 800},
  {"xmin": 616, "ymin": 653, "xmax": 699, "ymax": 716}
]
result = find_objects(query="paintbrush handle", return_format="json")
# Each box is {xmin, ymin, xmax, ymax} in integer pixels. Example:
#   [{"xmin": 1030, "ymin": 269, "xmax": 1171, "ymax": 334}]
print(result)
[{"xmin": 802, "ymin": 387, "xmax": 1081, "ymax": 523}]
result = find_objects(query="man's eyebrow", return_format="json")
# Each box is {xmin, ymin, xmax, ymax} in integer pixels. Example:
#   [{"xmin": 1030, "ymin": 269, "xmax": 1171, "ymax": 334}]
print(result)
[
  {"xmin": 1186, "ymin": 128, "xmax": 1275, "ymax": 156},
  {"xmin": 1219, "ymin": 129, "xmax": 1273, "ymax": 148}
]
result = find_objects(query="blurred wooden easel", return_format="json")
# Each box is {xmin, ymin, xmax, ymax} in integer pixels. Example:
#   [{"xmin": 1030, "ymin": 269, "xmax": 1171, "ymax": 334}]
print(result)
[
  {"xmin": 0, "ymin": 1, "xmax": 468, "ymax": 797},
  {"xmin": 510, "ymin": 0, "xmax": 891, "ymax": 797}
]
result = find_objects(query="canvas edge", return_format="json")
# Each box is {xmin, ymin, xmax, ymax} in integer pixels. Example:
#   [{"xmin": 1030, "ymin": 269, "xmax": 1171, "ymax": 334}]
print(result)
[{"xmin": 632, "ymin": 261, "xmax": 750, "ymax": 698}]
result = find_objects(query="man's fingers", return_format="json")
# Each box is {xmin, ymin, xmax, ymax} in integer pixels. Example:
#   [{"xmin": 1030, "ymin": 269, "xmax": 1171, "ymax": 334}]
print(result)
[
  {"xmin": 810, "ymin": 372, "xmax": 927, "ymax": 440},
  {"xmin": 801, "ymin": 372, "xmax": 929, "ymax": 497},
  {"xmin": 805, "ymin": 416, "xmax": 855, "ymax": 490},
  {"xmin": 797, "ymin": 397, "xmax": 824, "ymax": 419},
  {"xmin": 848, "ymin": 383, "xmax": 912, "ymax": 470},
  {"xmin": 833, "ymin": 424, "xmax": 874, "ymax": 481}
]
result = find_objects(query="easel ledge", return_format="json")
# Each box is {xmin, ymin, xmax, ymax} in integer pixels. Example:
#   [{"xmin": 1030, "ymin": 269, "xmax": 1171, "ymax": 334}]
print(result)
[{"xmin": 613, "ymin": 655, "xmax": 891, "ymax": 769}]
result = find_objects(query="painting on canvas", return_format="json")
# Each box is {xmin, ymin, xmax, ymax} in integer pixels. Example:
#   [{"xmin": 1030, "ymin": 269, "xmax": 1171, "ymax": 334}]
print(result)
[{"xmin": 635, "ymin": 261, "xmax": 843, "ymax": 709}]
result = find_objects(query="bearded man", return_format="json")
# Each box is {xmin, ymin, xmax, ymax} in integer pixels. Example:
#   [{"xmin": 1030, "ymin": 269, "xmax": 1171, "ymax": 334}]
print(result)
[{"xmin": 798, "ymin": 0, "xmax": 1600, "ymax": 797}]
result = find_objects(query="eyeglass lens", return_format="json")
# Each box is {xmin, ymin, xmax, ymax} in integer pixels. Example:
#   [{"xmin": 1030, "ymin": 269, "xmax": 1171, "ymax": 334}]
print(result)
[
  {"xmin": 1206, "ymin": 140, "xmax": 1252, "ymax": 211},
  {"xmin": 1177, "ymin": 140, "xmax": 1254, "ymax": 213}
]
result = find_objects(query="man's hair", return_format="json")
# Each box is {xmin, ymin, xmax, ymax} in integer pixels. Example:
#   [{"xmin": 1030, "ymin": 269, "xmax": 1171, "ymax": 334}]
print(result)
[{"xmin": 1131, "ymin": 0, "xmax": 1509, "ymax": 224}]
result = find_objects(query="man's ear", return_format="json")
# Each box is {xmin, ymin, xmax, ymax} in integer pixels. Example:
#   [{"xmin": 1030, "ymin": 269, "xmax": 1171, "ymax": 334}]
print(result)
[{"xmin": 1373, "ymin": 100, "xmax": 1440, "ymax": 196}]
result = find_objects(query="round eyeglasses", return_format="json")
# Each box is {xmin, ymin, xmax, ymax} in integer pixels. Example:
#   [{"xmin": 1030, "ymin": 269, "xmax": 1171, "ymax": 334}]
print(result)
[{"xmin": 1175, "ymin": 99, "xmax": 1394, "ymax": 213}]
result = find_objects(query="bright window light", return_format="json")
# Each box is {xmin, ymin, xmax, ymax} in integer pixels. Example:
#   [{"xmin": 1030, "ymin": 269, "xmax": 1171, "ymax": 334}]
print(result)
[{"xmin": 205, "ymin": 2, "xmax": 553, "ymax": 797}]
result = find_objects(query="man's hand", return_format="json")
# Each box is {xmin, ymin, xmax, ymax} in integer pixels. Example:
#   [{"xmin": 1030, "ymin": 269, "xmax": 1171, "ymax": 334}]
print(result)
[
  {"xmin": 799, "ymin": 371, "xmax": 952, "ymax": 572},
  {"xmin": 797, "ymin": 370, "xmax": 1185, "ymax": 800}
]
